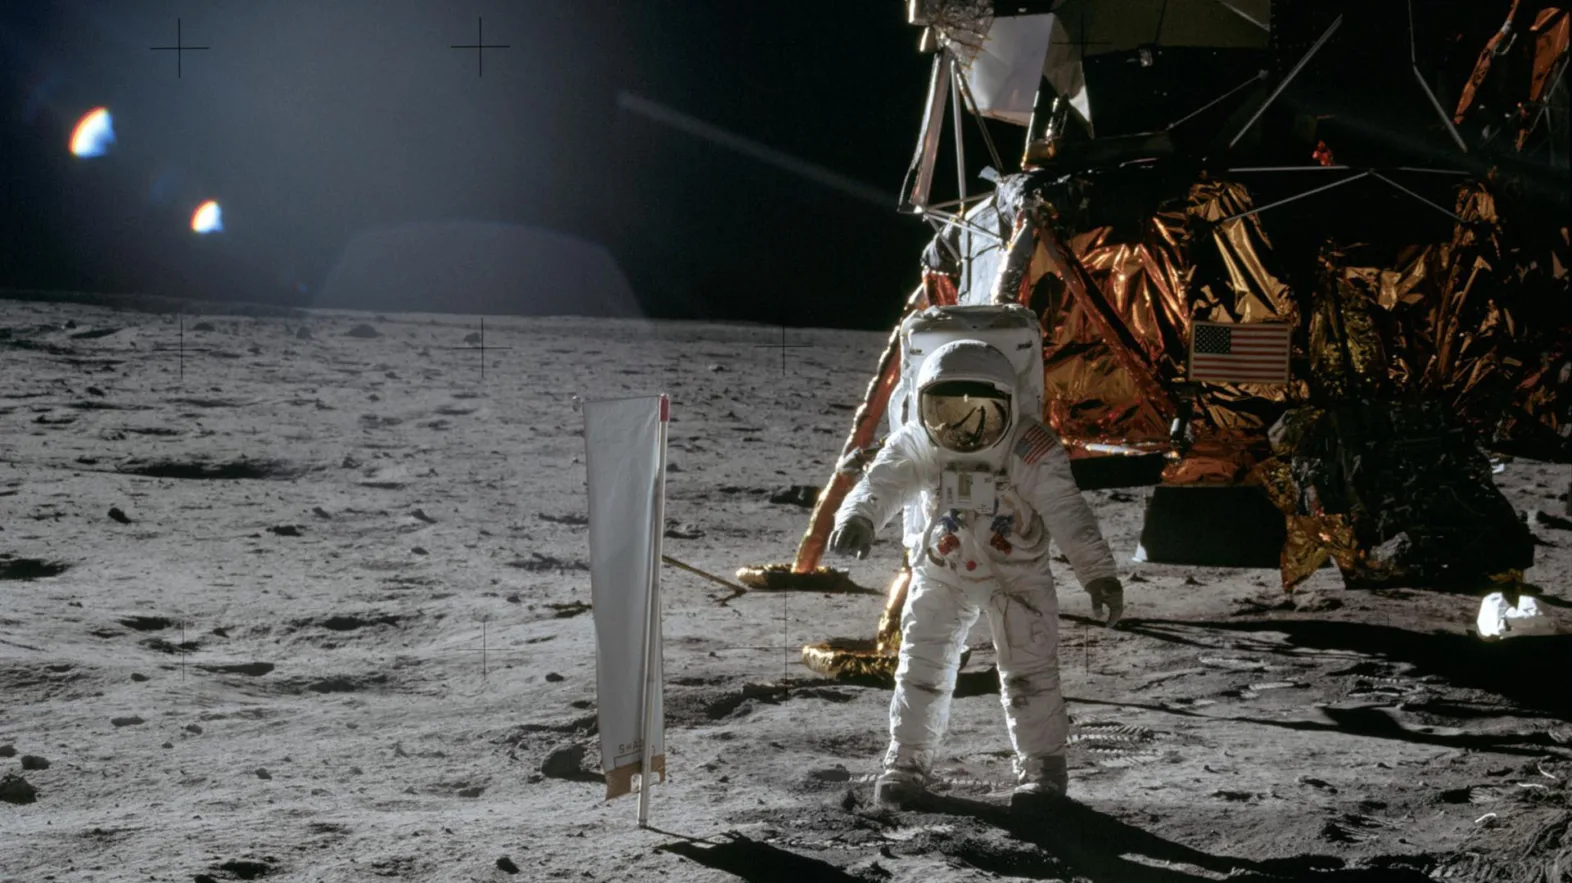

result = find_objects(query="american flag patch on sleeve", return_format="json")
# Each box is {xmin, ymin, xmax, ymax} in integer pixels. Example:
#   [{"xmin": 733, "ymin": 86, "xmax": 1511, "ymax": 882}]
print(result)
[{"xmin": 1013, "ymin": 424, "xmax": 1057, "ymax": 465}]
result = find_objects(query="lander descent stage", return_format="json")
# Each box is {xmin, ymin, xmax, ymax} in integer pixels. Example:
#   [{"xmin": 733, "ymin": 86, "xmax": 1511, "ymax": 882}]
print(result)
[{"xmin": 739, "ymin": 0, "xmax": 1572, "ymax": 678}]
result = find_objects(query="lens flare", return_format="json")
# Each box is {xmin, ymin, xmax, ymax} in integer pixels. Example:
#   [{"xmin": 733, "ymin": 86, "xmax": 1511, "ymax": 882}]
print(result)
[
  {"xmin": 69, "ymin": 107, "xmax": 115, "ymax": 158},
  {"xmin": 191, "ymin": 200, "xmax": 223, "ymax": 234}
]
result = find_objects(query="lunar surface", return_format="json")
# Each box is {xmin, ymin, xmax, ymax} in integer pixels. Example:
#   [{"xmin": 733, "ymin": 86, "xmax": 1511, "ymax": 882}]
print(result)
[{"xmin": 3, "ymin": 292, "xmax": 1571, "ymax": 882}]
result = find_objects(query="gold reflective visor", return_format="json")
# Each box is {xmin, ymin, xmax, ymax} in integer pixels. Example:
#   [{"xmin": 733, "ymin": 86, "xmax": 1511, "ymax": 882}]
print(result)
[{"xmin": 920, "ymin": 382, "xmax": 1011, "ymax": 453}]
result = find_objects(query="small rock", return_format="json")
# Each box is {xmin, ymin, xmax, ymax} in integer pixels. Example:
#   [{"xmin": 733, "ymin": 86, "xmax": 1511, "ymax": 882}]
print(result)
[
  {"xmin": 768, "ymin": 485, "xmax": 820, "ymax": 508},
  {"xmin": 162, "ymin": 741, "xmax": 173, "ymax": 749},
  {"xmin": 368, "ymin": 393, "xmax": 381, "ymax": 402},
  {"xmin": 340, "ymin": 456, "xmax": 362, "ymax": 469},
  {"xmin": 411, "ymin": 508, "xmax": 437, "ymax": 524},
  {"xmin": 185, "ymin": 724, "xmax": 203, "ymax": 735},
  {"xmin": 464, "ymin": 332, "xmax": 483, "ymax": 344},
  {"xmin": 544, "ymin": 672, "xmax": 565, "ymax": 682},
  {"xmin": 191, "ymin": 322, "xmax": 216, "ymax": 332},
  {"xmin": 1183, "ymin": 574, "xmax": 1203, "ymax": 586},
  {"xmin": 505, "ymin": 593, "xmax": 521, "ymax": 603},
  {"xmin": 0, "ymin": 773, "xmax": 38, "ymax": 805},
  {"xmin": 1292, "ymin": 591, "xmax": 1342, "ymax": 612},
  {"xmin": 20, "ymin": 755, "xmax": 49, "ymax": 771},
  {"xmin": 111, "ymin": 715, "xmax": 145, "ymax": 727},
  {"xmin": 255, "ymin": 768, "xmax": 271, "ymax": 780},
  {"xmin": 1533, "ymin": 509, "xmax": 1572, "ymax": 532},
  {"xmin": 1297, "ymin": 775, "xmax": 1338, "ymax": 792},
  {"xmin": 312, "ymin": 507, "xmax": 332, "ymax": 519},
  {"xmin": 664, "ymin": 523, "xmax": 704, "ymax": 539},
  {"xmin": 268, "ymin": 524, "xmax": 302, "ymax": 537},
  {"xmin": 130, "ymin": 673, "xmax": 149, "ymax": 682},
  {"xmin": 65, "ymin": 319, "xmax": 77, "ymax": 328},
  {"xmin": 411, "ymin": 546, "xmax": 428, "ymax": 556},
  {"xmin": 707, "ymin": 364, "xmax": 725, "ymax": 372},
  {"xmin": 295, "ymin": 326, "xmax": 313, "ymax": 340},
  {"xmin": 86, "ymin": 386, "xmax": 106, "ymax": 397},
  {"xmin": 0, "ymin": 745, "xmax": 14, "ymax": 758},
  {"xmin": 108, "ymin": 507, "xmax": 131, "ymax": 524},
  {"xmin": 497, "ymin": 856, "xmax": 520, "ymax": 874},
  {"xmin": 540, "ymin": 745, "xmax": 589, "ymax": 780},
  {"xmin": 344, "ymin": 324, "xmax": 381, "ymax": 339}
]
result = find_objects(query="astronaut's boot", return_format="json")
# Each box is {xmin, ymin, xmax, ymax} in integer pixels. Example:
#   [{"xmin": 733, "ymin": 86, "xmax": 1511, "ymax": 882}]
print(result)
[
  {"xmin": 873, "ymin": 745, "xmax": 930, "ymax": 809},
  {"xmin": 1009, "ymin": 754, "xmax": 1068, "ymax": 815}
]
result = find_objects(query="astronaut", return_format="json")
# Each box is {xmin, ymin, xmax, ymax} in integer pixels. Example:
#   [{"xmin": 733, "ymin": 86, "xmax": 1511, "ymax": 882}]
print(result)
[{"xmin": 829, "ymin": 338, "xmax": 1123, "ymax": 811}]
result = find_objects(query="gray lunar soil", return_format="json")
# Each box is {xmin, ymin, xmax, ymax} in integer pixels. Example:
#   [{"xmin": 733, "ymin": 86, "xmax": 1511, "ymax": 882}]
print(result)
[{"xmin": 3, "ymin": 296, "xmax": 1572, "ymax": 883}]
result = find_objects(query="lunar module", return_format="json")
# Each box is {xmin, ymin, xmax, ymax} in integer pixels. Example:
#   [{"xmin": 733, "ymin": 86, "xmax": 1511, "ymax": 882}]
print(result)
[{"xmin": 738, "ymin": 0, "xmax": 1571, "ymax": 678}]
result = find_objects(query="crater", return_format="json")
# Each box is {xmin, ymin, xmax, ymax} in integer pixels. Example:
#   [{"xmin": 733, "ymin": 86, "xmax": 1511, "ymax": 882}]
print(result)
[
  {"xmin": 320, "ymin": 614, "xmax": 403, "ymax": 631},
  {"xmin": 196, "ymin": 662, "xmax": 275, "ymax": 677},
  {"xmin": 0, "ymin": 557, "xmax": 69, "ymax": 580},
  {"xmin": 116, "ymin": 458, "xmax": 299, "ymax": 480},
  {"xmin": 118, "ymin": 616, "xmax": 174, "ymax": 631}
]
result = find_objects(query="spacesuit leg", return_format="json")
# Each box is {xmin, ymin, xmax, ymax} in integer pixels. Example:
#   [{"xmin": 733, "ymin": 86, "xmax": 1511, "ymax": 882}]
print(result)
[
  {"xmin": 981, "ymin": 570, "xmax": 1067, "ymax": 785},
  {"xmin": 884, "ymin": 571, "xmax": 980, "ymax": 774}
]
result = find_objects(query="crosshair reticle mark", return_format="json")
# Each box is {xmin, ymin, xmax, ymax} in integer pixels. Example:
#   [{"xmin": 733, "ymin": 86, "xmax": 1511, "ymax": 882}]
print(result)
[
  {"xmin": 427, "ymin": 318, "xmax": 515, "ymax": 385},
  {"xmin": 451, "ymin": 17, "xmax": 510, "ymax": 77},
  {"xmin": 757, "ymin": 323, "xmax": 811, "ymax": 376},
  {"xmin": 150, "ymin": 18, "xmax": 210, "ymax": 79}
]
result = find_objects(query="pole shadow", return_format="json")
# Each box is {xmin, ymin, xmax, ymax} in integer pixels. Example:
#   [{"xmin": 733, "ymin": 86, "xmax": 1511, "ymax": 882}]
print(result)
[{"xmin": 656, "ymin": 832, "xmax": 863, "ymax": 883}]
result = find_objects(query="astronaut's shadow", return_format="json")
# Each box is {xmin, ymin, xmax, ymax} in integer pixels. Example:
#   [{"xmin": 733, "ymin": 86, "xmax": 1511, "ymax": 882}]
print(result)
[
  {"xmin": 903, "ymin": 791, "xmax": 1428, "ymax": 882},
  {"xmin": 953, "ymin": 665, "xmax": 1004, "ymax": 698}
]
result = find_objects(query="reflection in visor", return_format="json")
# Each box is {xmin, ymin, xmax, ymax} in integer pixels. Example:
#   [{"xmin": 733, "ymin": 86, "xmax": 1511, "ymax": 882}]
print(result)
[{"xmin": 920, "ymin": 380, "xmax": 1011, "ymax": 453}]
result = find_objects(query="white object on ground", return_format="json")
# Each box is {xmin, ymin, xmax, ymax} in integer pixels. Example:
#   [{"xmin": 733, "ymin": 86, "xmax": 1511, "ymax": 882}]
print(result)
[
  {"xmin": 583, "ymin": 394, "xmax": 669, "ymax": 822},
  {"xmin": 1476, "ymin": 591, "xmax": 1553, "ymax": 639}
]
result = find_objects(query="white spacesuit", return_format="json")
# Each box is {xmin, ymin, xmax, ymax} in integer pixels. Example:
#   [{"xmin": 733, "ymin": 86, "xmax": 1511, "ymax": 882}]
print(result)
[{"xmin": 829, "ymin": 338, "xmax": 1122, "ymax": 810}]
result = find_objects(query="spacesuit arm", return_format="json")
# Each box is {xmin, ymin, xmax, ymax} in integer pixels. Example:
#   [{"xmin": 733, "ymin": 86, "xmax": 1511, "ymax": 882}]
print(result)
[
  {"xmin": 1014, "ymin": 422, "xmax": 1119, "ymax": 587},
  {"xmin": 835, "ymin": 424, "xmax": 923, "ymax": 536}
]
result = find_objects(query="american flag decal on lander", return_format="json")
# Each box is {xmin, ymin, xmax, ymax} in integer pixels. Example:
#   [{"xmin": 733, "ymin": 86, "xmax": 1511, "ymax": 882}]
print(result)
[{"xmin": 1187, "ymin": 322, "xmax": 1292, "ymax": 385}]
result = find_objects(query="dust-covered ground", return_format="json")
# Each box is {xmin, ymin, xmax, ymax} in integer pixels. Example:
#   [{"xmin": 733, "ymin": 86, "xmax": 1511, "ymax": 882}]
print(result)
[{"xmin": 2, "ymin": 294, "xmax": 1570, "ymax": 883}]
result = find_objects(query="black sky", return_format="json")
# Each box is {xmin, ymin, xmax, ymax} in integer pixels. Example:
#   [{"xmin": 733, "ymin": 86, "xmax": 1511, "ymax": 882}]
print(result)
[{"xmin": 0, "ymin": 1, "xmax": 935, "ymax": 330}]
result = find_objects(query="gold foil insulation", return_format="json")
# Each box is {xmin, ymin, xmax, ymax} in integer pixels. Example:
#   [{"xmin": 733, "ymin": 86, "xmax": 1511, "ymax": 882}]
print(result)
[
  {"xmin": 799, "ymin": 567, "xmax": 913, "ymax": 683},
  {"xmin": 1026, "ymin": 179, "xmax": 1298, "ymax": 482}
]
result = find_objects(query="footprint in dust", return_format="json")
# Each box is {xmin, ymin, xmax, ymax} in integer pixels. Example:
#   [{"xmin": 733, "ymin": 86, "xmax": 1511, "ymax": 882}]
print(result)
[{"xmin": 1068, "ymin": 721, "xmax": 1164, "ymax": 768}]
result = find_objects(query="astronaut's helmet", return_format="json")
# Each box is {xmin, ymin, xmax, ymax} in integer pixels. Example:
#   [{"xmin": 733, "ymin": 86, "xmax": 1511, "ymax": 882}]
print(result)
[
  {"xmin": 919, "ymin": 380, "xmax": 1012, "ymax": 453},
  {"xmin": 913, "ymin": 339, "xmax": 1018, "ymax": 456}
]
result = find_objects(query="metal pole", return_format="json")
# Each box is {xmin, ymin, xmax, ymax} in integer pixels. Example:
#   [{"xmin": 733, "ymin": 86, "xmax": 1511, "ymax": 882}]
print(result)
[
  {"xmin": 637, "ymin": 396, "xmax": 668, "ymax": 828},
  {"xmin": 953, "ymin": 66, "xmax": 1004, "ymax": 173},
  {"xmin": 1370, "ymin": 172, "xmax": 1466, "ymax": 223},
  {"xmin": 921, "ymin": 209, "xmax": 1005, "ymax": 246},
  {"xmin": 1217, "ymin": 171, "xmax": 1372, "ymax": 224},
  {"xmin": 1408, "ymin": 0, "xmax": 1468, "ymax": 154},
  {"xmin": 1228, "ymin": 15, "xmax": 1344, "ymax": 149},
  {"xmin": 901, "ymin": 54, "xmax": 952, "ymax": 213},
  {"xmin": 950, "ymin": 56, "xmax": 971, "ymax": 290}
]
